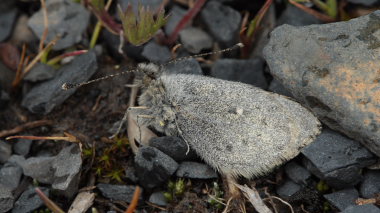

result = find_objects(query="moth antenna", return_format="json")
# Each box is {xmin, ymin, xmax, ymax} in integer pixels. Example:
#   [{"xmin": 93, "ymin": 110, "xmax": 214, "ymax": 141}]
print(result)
[
  {"xmin": 61, "ymin": 68, "xmax": 139, "ymax": 90},
  {"xmin": 161, "ymin": 42, "xmax": 244, "ymax": 67}
]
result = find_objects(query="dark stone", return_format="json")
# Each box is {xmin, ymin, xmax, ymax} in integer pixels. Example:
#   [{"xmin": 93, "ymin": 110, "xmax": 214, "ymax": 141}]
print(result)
[
  {"xmin": 12, "ymin": 187, "xmax": 49, "ymax": 213},
  {"xmin": 148, "ymin": 191, "xmax": 167, "ymax": 206},
  {"xmin": 210, "ymin": 58, "xmax": 267, "ymax": 89},
  {"xmin": 277, "ymin": 4, "xmax": 322, "ymax": 27},
  {"xmin": 263, "ymin": 11, "xmax": 380, "ymax": 156},
  {"xmin": 28, "ymin": 0, "xmax": 90, "ymax": 50},
  {"xmin": 0, "ymin": 140, "xmax": 12, "ymax": 163},
  {"xmin": 200, "ymin": 1, "xmax": 241, "ymax": 47},
  {"xmin": 179, "ymin": 27, "xmax": 213, "ymax": 54},
  {"xmin": 268, "ymin": 79, "xmax": 293, "ymax": 97},
  {"xmin": 97, "ymin": 183, "xmax": 142, "ymax": 202},
  {"xmin": 284, "ymin": 161, "xmax": 312, "ymax": 185},
  {"xmin": 176, "ymin": 162, "xmax": 218, "ymax": 179},
  {"xmin": 164, "ymin": 6, "xmax": 187, "ymax": 36},
  {"xmin": 24, "ymin": 63, "xmax": 55, "ymax": 82},
  {"xmin": 149, "ymin": 136, "xmax": 198, "ymax": 161},
  {"xmin": 347, "ymin": 0, "xmax": 379, "ymax": 6},
  {"xmin": 141, "ymin": 41, "xmax": 171, "ymax": 63},
  {"xmin": 124, "ymin": 165, "xmax": 138, "ymax": 183},
  {"xmin": 165, "ymin": 58, "xmax": 203, "ymax": 75},
  {"xmin": 22, "ymin": 51, "xmax": 97, "ymax": 114},
  {"xmin": 342, "ymin": 204, "xmax": 380, "ymax": 213},
  {"xmin": 7, "ymin": 155, "xmax": 26, "ymax": 167},
  {"xmin": 324, "ymin": 188, "xmax": 359, "ymax": 211},
  {"xmin": 134, "ymin": 146, "xmax": 178, "ymax": 189},
  {"xmin": 52, "ymin": 144, "xmax": 82, "ymax": 198},
  {"xmin": 13, "ymin": 138, "xmax": 33, "ymax": 156},
  {"xmin": 276, "ymin": 179, "xmax": 302, "ymax": 198},
  {"xmin": 0, "ymin": 61, "xmax": 15, "ymax": 91},
  {"xmin": 22, "ymin": 156, "xmax": 55, "ymax": 184},
  {"xmin": 360, "ymin": 170, "xmax": 380, "ymax": 198},
  {"xmin": 0, "ymin": 184, "xmax": 13, "ymax": 212},
  {"xmin": 302, "ymin": 129, "xmax": 376, "ymax": 189},
  {"xmin": 0, "ymin": 87, "xmax": 10, "ymax": 110},
  {"xmin": 0, "ymin": 162, "xmax": 22, "ymax": 191},
  {"xmin": 0, "ymin": 8, "xmax": 17, "ymax": 42}
]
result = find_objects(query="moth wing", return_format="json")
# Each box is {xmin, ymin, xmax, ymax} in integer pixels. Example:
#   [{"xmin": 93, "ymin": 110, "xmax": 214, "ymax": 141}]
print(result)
[{"xmin": 161, "ymin": 74, "xmax": 321, "ymax": 178}]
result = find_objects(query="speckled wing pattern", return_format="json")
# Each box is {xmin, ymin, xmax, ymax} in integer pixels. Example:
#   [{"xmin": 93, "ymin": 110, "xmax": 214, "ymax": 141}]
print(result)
[{"xmin": 161, "ymin": 74, "xmax": 321, "ymax": 178}]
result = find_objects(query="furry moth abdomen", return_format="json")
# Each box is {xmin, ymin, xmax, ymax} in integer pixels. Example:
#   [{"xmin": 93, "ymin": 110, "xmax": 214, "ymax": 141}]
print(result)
[{"xmin": 132, "ymin": 73, "xmax": 321, "ymax": 178}]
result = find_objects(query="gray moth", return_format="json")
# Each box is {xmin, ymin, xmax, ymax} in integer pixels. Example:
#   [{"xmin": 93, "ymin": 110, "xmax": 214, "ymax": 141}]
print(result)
[{"xmin": 129, "ymin": 63, "xmax": 322, "ymax": 178}]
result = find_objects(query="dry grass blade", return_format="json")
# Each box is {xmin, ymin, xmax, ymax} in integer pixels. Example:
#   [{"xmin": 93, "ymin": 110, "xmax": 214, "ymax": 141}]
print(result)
[
  {"xmin": 35, "ymin": 188, "xmax": 65, "ymax": 213},
  {"xmin": 6, "ymin": 132, "xmax": 80, "ymax": 143},
  {"xmin": 234, "ymin": 183, "xmax": 272, "ymax": 213},
  {"xmin": 0, "ymin": 120, "xmax": 53, "ymax": 138},
  {"xmin": 289, "ymin": 0, "xmax": 335, "ymax": 22},
  {"xmin": 124, "ymin": 186, "xmax": 141, "ymax": 213},
  {"xmin": 39, "ymin": 0, "xmax": 48, "ymax": 51}
]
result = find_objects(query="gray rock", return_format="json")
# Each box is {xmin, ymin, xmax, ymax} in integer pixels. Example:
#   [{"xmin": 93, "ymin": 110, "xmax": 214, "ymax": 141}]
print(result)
[
  {"xmin": 13, "ymin": 138, "xmax": 33, "ymax": 156},
  {"xmin": 149, "ymin": 191, "xmax": 167, "ymax": 206},
  {"xmin": 164, "ymin": 6, "xmax": 187, "ymax": 36},
  {"xmin": 263, "ymin": 11, "xmax": 380, "ymax": 157},
  {"xmin": 0, "ymin": 8, "xmax": 17, "ymax": 42},
  {"xmin": 165, "ymin": 58, "xmax": 203, "ymax": 75},
  {"xmin": 24, "ymin": 63, "xmax": 55, "ymax": 82},
  {"xmin": 210, "ymin": 58, "xmax": 267, "ymax": 89},
  {"xmin": 324, "ymin": 188, "xmax": 359, "ymax": 211},
  {"xmin": 52, "ymin": 144, "xmax": 82, "ymax": 198},
  {"xmin": 302, "ymin": 129, "xmax": 376, "ymax": 189},
  {"xmin": 176, "ymin": 161, "xmax": 218, "ymax": 179},
  {"xmin": 97, "ymin": 183, "xmax": 141, "ymax": 202},
  {"xmin": 200, "ymin": 1, "xmax": 241, "ymax": 47},
  {"xmin": 141, "ymin": 41, "xmax": 171, "ymax": 63},
  {"xmin": 28, "ymin": 0, "xmax": 90, "ymax": 50},
  {"xmin": 0, "ymin": 140, "xmax": 12, "ymax": 163},
  {"xmin": 360, "ymin": 170, "xmax": 380, "ymax": 198},
  {"xmin": 342, "ymin": 204, "xmax": 380, "ymax": 213},
  {"xmin": 0, "ymin": 162, "xmax": 22, "ymax": 191},
  {"xmin": 7, "ymin": 155, "xmax": 26, "ymax": 167},
  {"xmin": 0, "ymin": 184, "xmax": 13, "ymax": 212},
  {"xmin": 284, "ymin": 161, "xmax": 312, "ymax": 185},
  {"xmin": 179, "ymin": 27, "xmax": 213, "ymax": 54},
  {"xmin": 22, "ymin": 156, "xmax": 55, "ymax": 184},
  {"xmin": 277, "ymin": 4, "xmax": 322, "ymax": 27},
  {"xmin": 268, "ymin": 79, "xmax": 293, "ymax": 97},
  {"xmin": 347, "ymin": 0, "xmax": 379, "ymax": 6},
  {"xmin": 135, "ymin": 146, "xmax": 179, "ymax": 188},
  {"xmin": 149, "ymin": 136, "xmax": 197, "ymax": 161},
  {"xmin": 12, "ymin": 187, "xmax": 50, "ymax": 213},
  {"xmin": 22, "ymin": 51, "xmax": 97, "ymax": 114},
  {"xmin": 276, "ymin": 179, "xmax": 301, "ymax": 198}
]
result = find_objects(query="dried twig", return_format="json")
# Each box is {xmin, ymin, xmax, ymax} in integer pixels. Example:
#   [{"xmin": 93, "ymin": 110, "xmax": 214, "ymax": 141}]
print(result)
[
  {"xmin": 39, "ymin": 0, "xmax": 48, "ymax": 52},
  {"xmin": 124, "ymin": 186, "xmax": 141, "ymax": 213},
  {"xmin": 234, "ymin": 183, "xmax": 272, "ymax": 213},
  {"xmin": 0, "ymin": 120, "xmax": 52, "ymax": 138}
]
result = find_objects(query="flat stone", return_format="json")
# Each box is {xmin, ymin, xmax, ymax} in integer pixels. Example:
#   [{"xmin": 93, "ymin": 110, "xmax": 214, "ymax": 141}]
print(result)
[
  {"xmin": 149, "ymin": 136, "xmax": 197, "ymax": 162},
  {"xmin": 179, "ymin": 27, "xmax": 213, "ymax": 54},
  {"xmin": 97, "ymin": 183, "xmax": 141, "ymax": 202},
  {"xmin": 164, "ymin": 6, "xmax": 187, "ymax": 36},
  {"xmin": 176, "ymin": 162, "xmax": 218, "ymax": 179},
  {"xmin": 22, "ymin": 51, "xmax": 97, "ymax": 114},
  {"xmin": 342, "ymin": 204, "xmax": 380, "ymax": 213},
  {"xmin": 0, "ymin": 162, "xmax": 22, "ymax": 191},
  {"xmin": 264, "ymin": 11, "xmax": 380, "ymax": 156},
  {"xmin": 22, "ymin": 156, "xmax": 55, "ymax": 184},
  {"xmin": 165, "ymin": 58, "xmax": 203, "ymax": 75},
  {"xmin": 324, "ymin": 188, "xmax": 359, "ymax": 211},
  {"xmin": 284, "ymin": 161, "xmax": 312, "ymax": 185},
  {"xmin": 0, "ymin": 8, "xmax": 17, "ymax": 42},
  {"xmin": 302, "ymin": 129, "xmax": 376, "ymax": 189},
  {"xmin": 28, "ymin": 0, "xmax": 90, "ymax": 50},
  {"xmin": 24, "ymin": 63, "xmax": 55, "ymax": 82},
  {"xmin": 52, "ymin": 144, "xmax": 82, "ymax": 198},
  {"xmin": 276, "ymin": 178, "xmax": 301, "ymax": 198},
  {"xmin": 277, "ymin": 4, "xmax": 322, "ymax": 26},
  {"xmin": 210, "ymin": 58, "xmax": 267, "ymax": 89},
  {"xmin": 200, "ymin": 1, "xmax": 241, "ymax": 47},
  {"xmin": 0, "ymin": 140, "xmax": 12, "ymax": 163},
  {"xmin": 360, "ymin": 170, "xmax": 380, "ymax": 198},
  {"xmin": 0, "ymin": 184, "xmax": 13, "ymax": 212},
  {"xmin": 134, "ymin": 146, "xmax": 178, "ymax": 188},
  {"xmin": 12, "ymin": 187, "xmax": 49, "ymax": 213},
  {"xmin": 141, "ymin": 41, "xmax": 171, "ymax": 63},
  {"xmin": 148, "ymin": 191, "xmax": 167, "ymax": 206},
  {"xmin": 13, "ymin": 138, "xmax": 33, "ymax": 156}
]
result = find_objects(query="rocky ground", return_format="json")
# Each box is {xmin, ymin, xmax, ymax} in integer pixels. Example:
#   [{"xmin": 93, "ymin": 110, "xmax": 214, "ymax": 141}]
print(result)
[{"xmin": 1, "ymin": 0, "xmax": 380, "ymax": 212}]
